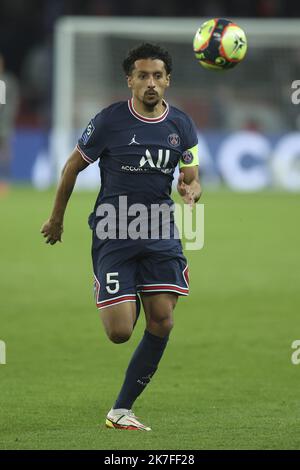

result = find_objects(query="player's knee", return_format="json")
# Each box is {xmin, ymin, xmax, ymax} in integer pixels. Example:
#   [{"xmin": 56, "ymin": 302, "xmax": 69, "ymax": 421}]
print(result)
[
  {"xmin": 161, "ymin": 316, "xmax": 174, "ymax": 334},
  {"xmin": 149, "ymin": 302, "xmax": 175, "ymax": 324},
  {"xmin": 107, "ymin": 328, "xmax": 132, "ymax": 344},
  {"xmin": 101, "ymin": 303, "xmax": 135, "ymax": 344},
  {"xmin": 148, "ymin": 313, "xmax": 174, "ymax": 335}
]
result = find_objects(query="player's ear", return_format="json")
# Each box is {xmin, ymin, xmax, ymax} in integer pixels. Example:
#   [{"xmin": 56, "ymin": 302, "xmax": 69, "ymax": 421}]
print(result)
[
  {"xmin": 127, "ymin": 74, "xmax": 132, "ymax": 89},
  {"xmin": 166, "ymin": 74, "xmax": 171, "ymax": 87}
]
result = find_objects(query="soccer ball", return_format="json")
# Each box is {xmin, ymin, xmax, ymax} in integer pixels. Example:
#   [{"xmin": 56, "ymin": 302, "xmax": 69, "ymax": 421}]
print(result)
[{"xmin": 193, "ymin": 18, "xmax": 247, "ymax": 71}]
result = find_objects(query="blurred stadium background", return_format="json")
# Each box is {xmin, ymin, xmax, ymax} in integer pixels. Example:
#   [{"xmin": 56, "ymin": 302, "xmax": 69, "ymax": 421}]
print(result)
[
  {"xmin": 1, "ymin": 0, "xmax": 300, "ymax": 451},
  {"xmin": 0, "ymin": 2, "xmax": 300, "ymax": 190},
  {"xmin": 51, "ymin": 16, "xmax": 300, "ymax": 191}
]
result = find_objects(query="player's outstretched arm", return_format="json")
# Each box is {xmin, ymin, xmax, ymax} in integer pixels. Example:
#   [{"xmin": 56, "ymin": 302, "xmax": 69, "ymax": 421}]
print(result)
[
  {"xmin": 41, "ymin": 148, "xmax": 89, "ymax": 245},
  {"xmin": 177, "ymin": 166, "xmax": 202, "ymax": 208}
]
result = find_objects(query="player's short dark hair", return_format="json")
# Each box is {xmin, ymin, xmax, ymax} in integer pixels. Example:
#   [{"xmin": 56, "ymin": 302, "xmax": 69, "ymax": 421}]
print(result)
[{"xmin": 122, "ymin": 43, "xmax": 172, "ymax": 76}]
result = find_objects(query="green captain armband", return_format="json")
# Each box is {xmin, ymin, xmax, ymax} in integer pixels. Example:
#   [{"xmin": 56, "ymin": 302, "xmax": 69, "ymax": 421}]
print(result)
[{"xmin": 179, "ymin": 144, "xmax": 199, "ymax": 168}]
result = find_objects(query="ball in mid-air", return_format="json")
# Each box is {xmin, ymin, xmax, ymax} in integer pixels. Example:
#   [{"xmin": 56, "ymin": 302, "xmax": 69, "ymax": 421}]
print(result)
[{"xmin": 193, "ymin": 18, "xmax": 247, "ymax": 71}]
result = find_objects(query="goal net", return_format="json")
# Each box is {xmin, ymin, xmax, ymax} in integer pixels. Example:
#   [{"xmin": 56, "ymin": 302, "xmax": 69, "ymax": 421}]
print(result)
[{"xmin": 52, "ymin": 17, "xmax": 300, "ymax": 189}]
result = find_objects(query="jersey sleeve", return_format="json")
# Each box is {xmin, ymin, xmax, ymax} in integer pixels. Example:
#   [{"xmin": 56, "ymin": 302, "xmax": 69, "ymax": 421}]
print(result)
[
  {"xmin": 179, "ymin": 115, "xmax": 199, "ymax": 169},
  {"xmin": 76, "ymin": 110, "xmax": 107, "ymax": 164}
]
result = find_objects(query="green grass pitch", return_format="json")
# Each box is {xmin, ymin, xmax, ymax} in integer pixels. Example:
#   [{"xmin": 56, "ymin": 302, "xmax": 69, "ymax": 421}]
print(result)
[{"xmin": 0, "ymin": 187, "xmax": 300, "ymax": 450}]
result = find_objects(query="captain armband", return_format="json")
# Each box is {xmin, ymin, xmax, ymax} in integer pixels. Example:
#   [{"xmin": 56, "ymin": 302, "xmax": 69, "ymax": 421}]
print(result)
[{"xmin": 179, "ymin": 144, "xmax": 199, "ymax": 168}]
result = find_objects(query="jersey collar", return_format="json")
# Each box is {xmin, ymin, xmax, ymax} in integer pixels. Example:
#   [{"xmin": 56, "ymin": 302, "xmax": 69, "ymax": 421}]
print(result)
[{"xmin": 128, "ymin": 98, "xmax": 169, "ymax": 123}]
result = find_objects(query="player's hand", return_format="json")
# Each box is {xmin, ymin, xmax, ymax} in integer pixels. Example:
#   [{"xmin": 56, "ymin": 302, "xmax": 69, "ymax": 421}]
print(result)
[
  {"xmin": 177, "ymin": 172, "xmax": 196, "ymax": 208},
  {"xmin": 40, "ymin": 219, "xmax": 63, "ymax": 245}
]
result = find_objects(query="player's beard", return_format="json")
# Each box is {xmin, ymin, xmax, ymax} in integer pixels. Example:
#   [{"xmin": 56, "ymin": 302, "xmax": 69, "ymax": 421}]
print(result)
[{"xmin": 142, "ymin": 91, "xmax": 160, "ymax": 109}]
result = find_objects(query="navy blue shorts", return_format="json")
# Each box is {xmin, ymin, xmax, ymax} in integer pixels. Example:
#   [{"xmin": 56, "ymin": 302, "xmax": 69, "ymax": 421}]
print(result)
[{"xmin": 92, "ymin": 236, "xmax": 189, "ymax": 310}]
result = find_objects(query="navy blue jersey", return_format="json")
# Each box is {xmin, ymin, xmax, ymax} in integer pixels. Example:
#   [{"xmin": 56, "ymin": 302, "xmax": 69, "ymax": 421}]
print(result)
[{"xmin": 77, "ymin": 99, "xmax": 198, "ymax": 230}]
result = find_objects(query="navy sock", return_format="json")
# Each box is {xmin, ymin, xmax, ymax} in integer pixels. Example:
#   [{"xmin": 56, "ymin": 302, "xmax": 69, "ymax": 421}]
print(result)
[{"xmin": 114, "ymin": 330, "xmax": 169, "ymax": 410}]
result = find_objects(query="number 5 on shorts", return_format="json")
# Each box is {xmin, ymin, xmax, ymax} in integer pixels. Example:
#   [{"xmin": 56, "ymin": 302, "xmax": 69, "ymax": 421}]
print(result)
[{"xmin": 106, "ymin": 272, "xmax": 120, "ymax": 294}]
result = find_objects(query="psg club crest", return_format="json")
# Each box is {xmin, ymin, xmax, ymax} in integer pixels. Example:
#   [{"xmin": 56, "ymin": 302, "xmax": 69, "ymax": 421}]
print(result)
[
  {"xmin": 168, "ymin": 133, "xmax": 180, "ymax": 147},
  {"xmin": 181, "ymin": 150, "xmax": 194, "ymax": 165}
]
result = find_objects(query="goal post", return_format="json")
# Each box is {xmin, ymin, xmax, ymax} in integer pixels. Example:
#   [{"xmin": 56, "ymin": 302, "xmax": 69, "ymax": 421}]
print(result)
[{"xmin": 52, "ymin": 17, "xmax": 300, "ymax": 189}]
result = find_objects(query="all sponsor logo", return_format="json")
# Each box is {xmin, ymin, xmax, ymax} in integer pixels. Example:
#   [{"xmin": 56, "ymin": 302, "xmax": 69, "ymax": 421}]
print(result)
[{"xmin": 121, "ymin": 149, "xmax": 172, "ymax": 174}]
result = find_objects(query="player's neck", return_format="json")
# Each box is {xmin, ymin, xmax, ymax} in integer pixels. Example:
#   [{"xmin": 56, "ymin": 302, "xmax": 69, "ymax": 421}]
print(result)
[{"xmin": 132, "ymin": 97, "xmax": 166, "ymax": 118}]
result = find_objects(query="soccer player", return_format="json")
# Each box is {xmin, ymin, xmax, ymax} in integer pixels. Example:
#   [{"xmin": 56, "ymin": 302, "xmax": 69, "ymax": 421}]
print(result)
[{"xmin": 41, "ymin": 43, "xmax": 202, "ymax": 431}]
